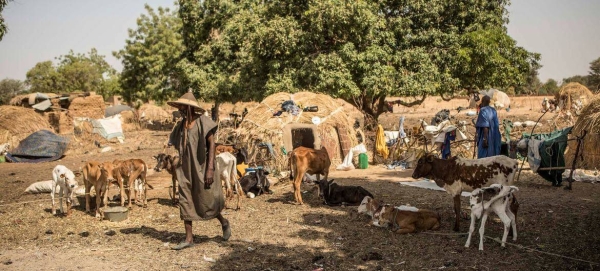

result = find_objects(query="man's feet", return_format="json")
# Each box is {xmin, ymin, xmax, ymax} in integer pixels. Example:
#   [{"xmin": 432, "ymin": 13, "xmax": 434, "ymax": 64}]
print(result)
[
  {"xmin": 221, "ymin": 220, "xmax": 231, "ymax": 241},
  {"xmin": 172, "ymin": 241, "xmax": 195, "ymax": 250}
]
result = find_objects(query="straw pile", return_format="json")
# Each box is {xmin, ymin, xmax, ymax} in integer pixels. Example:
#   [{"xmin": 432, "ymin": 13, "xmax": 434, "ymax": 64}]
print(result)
[
  {"xmin": 555, "ymin": 83, "xmax": 594, "ymax": 113},
  {"xmin": 47, "ymin": 111, "xmax": 73, "ymax": 135},
  {"xmin": 0, "ymin": 106, "xmax": 53, "ymax": 147},
  {"xmin": 227, "ymin": 92, "xmax": 361, "ymax": 172},
  {"xmin": 138, "ymin": 104, "xmax": 172, "ymax": 124},
  {"xmin": 565, "ymin": 96, "xmax": 600, "ymax": 170},
  {"xmin": 68, "ymin": 95, "xmax": 105, "ymax": 119}
]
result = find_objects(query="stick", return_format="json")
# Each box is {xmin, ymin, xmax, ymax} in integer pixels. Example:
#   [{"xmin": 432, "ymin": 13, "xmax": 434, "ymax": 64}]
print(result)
[
  {"xmin": 567, "ymin": 130, "xmax": 587, "ymax": 190},
  {"xmin": 516, "ymin": 110, "xmax": 548, "ymax": 183}
]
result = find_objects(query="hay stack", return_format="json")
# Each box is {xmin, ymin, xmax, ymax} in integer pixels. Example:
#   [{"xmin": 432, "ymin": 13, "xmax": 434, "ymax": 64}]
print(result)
[
  {"xmin": 68, "ymin": 95, "xmax": 105, "ymax": 119},
  {"xmin": 139, "ymin": 104, "xmax": 172, "ymax": 123},
  {"xmin": 555, "ymin": 83, "xmax": 594, "ymax": 113},
  {"xmin": 0, "ymin": 106, "xmax": 53, "ymax": 147},
  {"xmin": 565, "ymin": 96, "xmax": 600, "ymax": 170},
  {"xmin": 230, "ymin": 92, "xmax": 361, "ymax": 172}
]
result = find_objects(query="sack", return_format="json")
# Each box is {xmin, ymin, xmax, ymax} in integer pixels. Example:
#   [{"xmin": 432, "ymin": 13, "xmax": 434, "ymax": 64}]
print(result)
[{"xmin": 24, "ymin": 180, "xmax": 56, "ymax": 194}]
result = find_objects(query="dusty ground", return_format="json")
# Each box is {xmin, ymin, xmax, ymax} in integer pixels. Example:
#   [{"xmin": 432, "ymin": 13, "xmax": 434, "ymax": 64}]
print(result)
[{"xmin": 2, "ymin": 96, "xmax": 598, "ymax": 271}]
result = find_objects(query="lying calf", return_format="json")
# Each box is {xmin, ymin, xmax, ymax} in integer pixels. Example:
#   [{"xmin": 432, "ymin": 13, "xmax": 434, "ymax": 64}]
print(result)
[
  {"xmin": 318, "ymin": 179, "xmax": 373, "ymax": 206},
  {"xmin": 51, "ymin": 165, "xmax": 80, "ymax": 216},
  {"xmin": 465, "ymin": 184, "xmax": 519, "ymax": 250},
  {"xmin": 240, "ymin": 167, "xmax": 272, "ymax": 198},
  {"xmin": 359, "ymin": 196, "xmax": 440, "ymax": 234}
]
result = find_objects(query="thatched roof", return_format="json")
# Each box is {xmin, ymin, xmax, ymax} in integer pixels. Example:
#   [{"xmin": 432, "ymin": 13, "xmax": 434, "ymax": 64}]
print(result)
[
  {"xmin": 220, "ymin": 92, "xmax": 362, "ymax": 172},
  {"xmin": 555, "ymin": 83, "xmax": 595, "ymax": 113},
  {"xmin": 0, "ymin": 106, "xmax": 53, "ymax": 147},
  {"xmin": 566, "ymin": 95, "xmax": 600, "ymax": 170}
]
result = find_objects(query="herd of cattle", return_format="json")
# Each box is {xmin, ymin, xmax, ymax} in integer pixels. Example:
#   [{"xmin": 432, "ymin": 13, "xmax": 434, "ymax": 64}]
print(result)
[{"xmin": 48, "ymin": 143, "xmax": 521, "ymax": 250}]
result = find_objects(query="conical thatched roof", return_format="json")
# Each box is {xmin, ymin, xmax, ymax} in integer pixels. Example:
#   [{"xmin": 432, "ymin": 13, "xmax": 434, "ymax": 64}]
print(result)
[
  {"xmin": 555, "ymin": 83, "xmax": 594, "ymax": 114},
  {"xmin": 566, "ymin": 95, "xmax": 600, "ymax": 169},
  {"xmin": 218, "ymin": 92, "xmax": 362, "ymax": 172}
]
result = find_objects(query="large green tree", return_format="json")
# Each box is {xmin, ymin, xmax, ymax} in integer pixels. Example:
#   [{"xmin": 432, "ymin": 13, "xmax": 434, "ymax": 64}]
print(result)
[
  {"xmin": 588, "ymin": 56, "xmax": 600, "ymax": 92},
  {"xmin": 0, "ymin": 0, "xmax": 12, "ymax": 41},
  {"xmin": 178, "ymin": 0, "xmax": 539, "ymax": 121},
  {"xmin": 539, "ymin": 79, "xmax": 559, "ymax": 95},
  {"xmin": 115, "ymin": 4, "xmax": 185, "ymax": 103},
  {"xmin": 25, "ymin": 49, "xmax": 118, "ymax": 97},
  {"xmin": 0, "ymin": 78, "xmax": 25, "ymax": 105}
]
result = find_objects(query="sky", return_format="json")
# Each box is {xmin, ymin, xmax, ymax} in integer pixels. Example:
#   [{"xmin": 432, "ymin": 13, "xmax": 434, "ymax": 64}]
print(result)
[{"xmin": 1, "ymin": 0, "xmax": 599, "ymax": 83}]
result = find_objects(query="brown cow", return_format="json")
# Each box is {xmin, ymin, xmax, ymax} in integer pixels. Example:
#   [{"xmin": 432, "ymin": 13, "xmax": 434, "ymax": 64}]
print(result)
[
  {"xmin": 288, "ymin": 146, "xmax": 331, "ymax": 205},
  {"xmin": 82, "ymin": 161, "xmax": 117, "ymax": 218},
  {"xmin": 112, "ymin": 159, "xmax": 151, "ymax": 208}
]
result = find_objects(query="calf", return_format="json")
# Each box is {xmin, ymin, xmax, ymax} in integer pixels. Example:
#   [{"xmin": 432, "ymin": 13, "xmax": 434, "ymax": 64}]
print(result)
[
  {"xmin": 153, "ymin": 153, "xmax": 180, "ymax": 204},
  {"xmin": 412, "ymin": 153, "xmax": 518, "ymax": 231},
  {"xmin": 289, "ymin": 146, "xmax": 331, "ymax": 205},
  {"xmin": 112, "ymin": 159, "xmax": 151, "ymax": 208},
  {"xmin": 318, "ymin": 179, "xmax": 373, "ymax": 206},
  {"xmin": 82, "ymin": 161, "xmax": 117, "ymax": 218},
  {"xmin": 372, "ymin": 204, "xmax": 441, "ymax": 234},
  {"xmin": 465, "ymin": 184, "xmax": 519, "ymax": 250},
  {"xmin": 239, "ymin": 167, "xmax": 272, "ymax": 198},
  {"xmin": 215, "ymin": 152, "xmax": 242, "ymax": 210},
  {"xmin": 51, "ymin": 165, "xmax": 80, "ymax": 216}
]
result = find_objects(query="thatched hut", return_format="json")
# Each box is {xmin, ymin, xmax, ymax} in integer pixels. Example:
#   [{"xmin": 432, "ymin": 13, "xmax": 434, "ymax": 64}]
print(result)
[
  {"xmin": 565, "ymin": 96, "xmax": 600, "ymax": 170},
  {"xmin": 0, "ymin": 106, "xmax": 53, "ymax": 147},
  {"xmin": 555, "ymin": 83, "xmax": 594, "ymax": 114},
  {"xmin": 222, "ymin": 92, "xmax": 361, "ymax": 173}
]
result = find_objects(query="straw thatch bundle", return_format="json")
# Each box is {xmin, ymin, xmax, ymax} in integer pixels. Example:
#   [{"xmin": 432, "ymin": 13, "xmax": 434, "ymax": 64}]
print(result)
[
  {"xmin": 138, "ymin": 104, "xmax": 172, "ymax": 124},
  {"xmin": 555, "ymin": 83, "xmax": 594, "ymax": 114},
  {"xmin": 565, "ymin": 96, "xmax": 600, "ymax": 170},
  {"xmin": 68, "ymin": 95, "xmax": 105, "ymax": 119},
  {"xmin": 224, "ymin": 92, "xmax": 361, "ymax": 172},
  {"xmin": 0, "ymin": 106, "xmax": 53, "ymax": 147}
]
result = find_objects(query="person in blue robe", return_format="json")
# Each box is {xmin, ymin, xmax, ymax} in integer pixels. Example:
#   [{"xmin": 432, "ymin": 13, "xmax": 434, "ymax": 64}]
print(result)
[{"xmin": 475, "ymin": 95, "xmax": 501, "ymax": 158}]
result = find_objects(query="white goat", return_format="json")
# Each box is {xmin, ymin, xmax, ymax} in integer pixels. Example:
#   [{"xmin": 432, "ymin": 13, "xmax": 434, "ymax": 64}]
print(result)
[
  {"xmin": 51, "ymin": 165, "xmax": 80, "ymax": 216},
  {"xmin": 465, "ymin": 184, "xmax": 519, "ymax": 250}
]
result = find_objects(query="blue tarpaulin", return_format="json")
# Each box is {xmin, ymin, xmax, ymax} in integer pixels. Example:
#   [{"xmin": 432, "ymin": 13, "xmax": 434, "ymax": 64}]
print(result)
[{"xmin": 5, "ymin": 130, "xmax": 69, "ymax": 163}]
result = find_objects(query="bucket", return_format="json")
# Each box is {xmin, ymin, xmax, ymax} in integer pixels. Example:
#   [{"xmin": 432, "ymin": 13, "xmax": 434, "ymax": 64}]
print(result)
[
  {"xmin": 103, "ymin": 206, "xmax": 129, "ymax": 222},
  {"xmin": 358, "ymin": 153, "xmax": 368, "ymax": 169}
]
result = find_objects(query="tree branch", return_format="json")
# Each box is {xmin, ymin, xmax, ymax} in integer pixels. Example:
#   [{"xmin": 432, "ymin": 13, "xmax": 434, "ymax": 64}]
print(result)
[{"xmin": 388, "ymin": 94, "xmax": 427, "ymax": 107}]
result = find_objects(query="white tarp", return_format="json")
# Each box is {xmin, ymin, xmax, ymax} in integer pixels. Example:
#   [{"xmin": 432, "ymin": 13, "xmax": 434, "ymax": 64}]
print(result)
[
  {"xmin": 92, "ymin": 114, "xmax": 125, "ymax": 141},
  {"xmin": 24, "ymin": 180, "xmax": 85, "ymax": 195},
  {"xmin": 398, "ymin": 180, "xmax": 471, "ymax": 197}
]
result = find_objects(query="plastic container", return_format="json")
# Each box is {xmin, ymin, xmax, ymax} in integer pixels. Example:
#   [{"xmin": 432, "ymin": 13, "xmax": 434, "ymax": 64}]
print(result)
[
  {"xmin": 358, "ymin": 153, "xmax": 368, "ymax": 169},
  {"xmin": 103, "ymin": 206, "xmax": 129, "ymax": 222}
]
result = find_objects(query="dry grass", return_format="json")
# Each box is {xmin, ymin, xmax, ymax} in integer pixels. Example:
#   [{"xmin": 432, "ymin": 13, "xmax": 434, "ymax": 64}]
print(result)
[
  {"xmin": 566, "ymin": 96, "xmax": 600, "ymax": 169},
  {"xmin": 0, "ymin": 106, "xmax": 53, "ymax": 147},
  {"xmin": 555, "ymin": 83, "xmax": 595, "ymax": 113}
]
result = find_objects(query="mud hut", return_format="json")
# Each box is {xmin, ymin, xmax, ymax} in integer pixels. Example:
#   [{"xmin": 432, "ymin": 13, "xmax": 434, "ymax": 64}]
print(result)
[
  {"xmin": 68, "ymin": 94, "xmax": 105, "ymax": 119},
  {"xmin": 224, "ymin": 92, "xmax": 361, "ymax": 173},
  {"xmin": 555, "ymin": 83, "xmax": 594, "ymax": 115},
  {"xmin": 565, "ymin": 96, "xmax": 600, "ymax": 170},
  {"xmin": 0, "ymin": 106, "xmax": 53, "ymax": 147}
]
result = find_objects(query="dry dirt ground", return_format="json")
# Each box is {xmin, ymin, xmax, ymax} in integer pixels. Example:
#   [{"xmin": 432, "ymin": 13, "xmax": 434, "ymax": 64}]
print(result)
[{"xmin": 2, "ymin": 96, "xmax": 599, "ymax": 271}]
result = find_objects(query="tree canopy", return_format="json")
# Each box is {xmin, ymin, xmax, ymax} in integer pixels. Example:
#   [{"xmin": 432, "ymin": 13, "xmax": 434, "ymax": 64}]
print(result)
[
  {"xmin": 114, "ymin": 4, "xmax": 185, "ymax": 103},
  {"xmin": 0, "ymin": 78, "xmax": 24, "ymax": 105},
  {"xmin": 175, "ymin": 0, "xmax": 539, "ymax": 120},
  {"xmin": 0, "ymin": 0, "xmax": 11, "ymax": 41},
  {"xmin": 25, "ymin": 49, "xmax": 119, "ymax": 98}
]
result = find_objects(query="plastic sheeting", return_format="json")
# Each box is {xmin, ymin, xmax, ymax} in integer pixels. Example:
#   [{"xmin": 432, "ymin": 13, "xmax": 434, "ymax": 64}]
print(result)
[
  {"xmin": 336, "ymin": 144, "xmax": 367, "ymax": 171},
  {"xmin": 92, "ymin": 115, "xmax": 125, "ymax": 141},
  {"xmin": 5, "ymin": 130, "xmax": 69, "ymax": 163}
]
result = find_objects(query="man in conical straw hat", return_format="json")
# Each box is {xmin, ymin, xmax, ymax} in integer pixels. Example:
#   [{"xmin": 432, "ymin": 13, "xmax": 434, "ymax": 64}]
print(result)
[{"xmin": 167, "ymin": 90, "xmax": 230, "ymax": 250}]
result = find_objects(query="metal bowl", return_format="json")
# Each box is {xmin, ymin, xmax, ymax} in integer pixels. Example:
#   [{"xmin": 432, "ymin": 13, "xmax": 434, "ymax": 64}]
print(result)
[{"xmin": 103, "ymin": 206, "xmax": 129, "ymax": 222}]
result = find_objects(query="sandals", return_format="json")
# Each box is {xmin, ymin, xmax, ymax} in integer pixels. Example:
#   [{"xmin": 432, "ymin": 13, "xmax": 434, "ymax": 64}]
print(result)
[{"xmin": 172, "ymin": 242, "xmax": 195, "ymax": 250}]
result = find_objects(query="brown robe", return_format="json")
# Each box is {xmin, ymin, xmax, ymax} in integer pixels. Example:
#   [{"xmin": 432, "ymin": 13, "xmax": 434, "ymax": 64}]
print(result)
[{"xmin": 169, "ymin": 115, "xmax": 223, "ymax": 221}]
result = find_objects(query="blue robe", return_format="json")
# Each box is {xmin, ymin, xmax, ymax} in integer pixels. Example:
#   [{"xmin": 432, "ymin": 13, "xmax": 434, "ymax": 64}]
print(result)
[{"xmin": 475, "ymin": 106, "xmax": 501, "ymax": 158}]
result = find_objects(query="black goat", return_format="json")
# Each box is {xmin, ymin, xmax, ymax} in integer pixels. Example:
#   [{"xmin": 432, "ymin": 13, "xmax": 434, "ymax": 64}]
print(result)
[{"xmin": 318, "ymin": 179, "xmax": 374, "ymax": 206}]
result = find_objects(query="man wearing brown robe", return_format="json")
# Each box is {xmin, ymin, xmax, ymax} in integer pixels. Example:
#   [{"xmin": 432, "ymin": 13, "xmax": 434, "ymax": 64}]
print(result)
[{"xmin": 167, "ymin": 91, "xmax": 231, "ymax": 250}]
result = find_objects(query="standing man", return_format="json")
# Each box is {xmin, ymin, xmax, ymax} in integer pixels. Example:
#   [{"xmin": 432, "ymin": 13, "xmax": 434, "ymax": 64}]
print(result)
[
  {"xmin": 475, "ymin": 95, "xmax": 501, "ymax": 158},
  {"xmin": 167, "ymin": 91, "xmax": 231, "ymax": 250}
]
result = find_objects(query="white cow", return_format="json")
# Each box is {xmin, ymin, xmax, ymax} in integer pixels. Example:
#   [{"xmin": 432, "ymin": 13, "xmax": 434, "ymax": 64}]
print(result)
[
  {"xmin": 51, "ymin": 165, "xmax": 80, "ymax": 216},
  {"xmin": 215, "ymin": 152, "xmax": 242, "ymax": 210}
]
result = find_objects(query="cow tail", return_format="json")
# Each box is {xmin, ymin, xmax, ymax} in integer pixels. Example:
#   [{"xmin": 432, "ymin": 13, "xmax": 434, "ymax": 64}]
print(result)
[{"xmin": 143, "ymin": 162, "xmax": 154, "ymax": 190}]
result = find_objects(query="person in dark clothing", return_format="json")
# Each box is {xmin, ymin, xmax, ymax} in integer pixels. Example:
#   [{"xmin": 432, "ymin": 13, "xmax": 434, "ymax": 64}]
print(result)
[{"xmin": 167, "ymin": 91, "xmax": 231, "ymax": 250}]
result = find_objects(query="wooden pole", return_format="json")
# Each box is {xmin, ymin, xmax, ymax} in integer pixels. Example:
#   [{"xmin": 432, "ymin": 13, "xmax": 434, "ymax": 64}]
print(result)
[{"xmin": 566, "ymin": 130, "xmax": 587, "ymax": 190}]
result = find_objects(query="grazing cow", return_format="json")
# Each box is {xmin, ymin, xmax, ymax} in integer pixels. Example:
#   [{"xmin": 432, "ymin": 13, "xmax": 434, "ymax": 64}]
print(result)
[
  {"xmin": 82, "ymin": 161, "xmax": 117, "ymax": 218},
  {"xmin": 51, "ymin": 165, "xmax": 80, "ymax": 216},
  {"xmin": 289, "ymin": 146, "xmax": 331, "ymax": 205},
  {"xmin": 465, "ymin": 184, "xmax": 519, "ymax": 250},
  {"xmin": 153, "ymin": 153, "xmax": 180, "ymax": 204},
  {"xmin": 239, "ymin": 167, "xmax": 272, "ymax": 198},
  {"xmin": 112, "ymin": 159, "xmax": 151, "ymax": 208},
  {"xmin": 318, "ymin": 179, "xmax": 373, "ymax": 206},
  {"xmin": 412, "ymin": 153, "xmax": 518, "ymax": 231},
  {"xmin": 215, "ymin": 152, "xmax": 242, "ymax": 210}
]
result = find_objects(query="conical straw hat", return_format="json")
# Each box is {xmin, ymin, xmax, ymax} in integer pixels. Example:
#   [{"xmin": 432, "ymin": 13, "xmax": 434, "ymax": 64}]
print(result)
[{"xmin": 167, "ymin": 91, "xmax": 201, "ymax": 110}]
